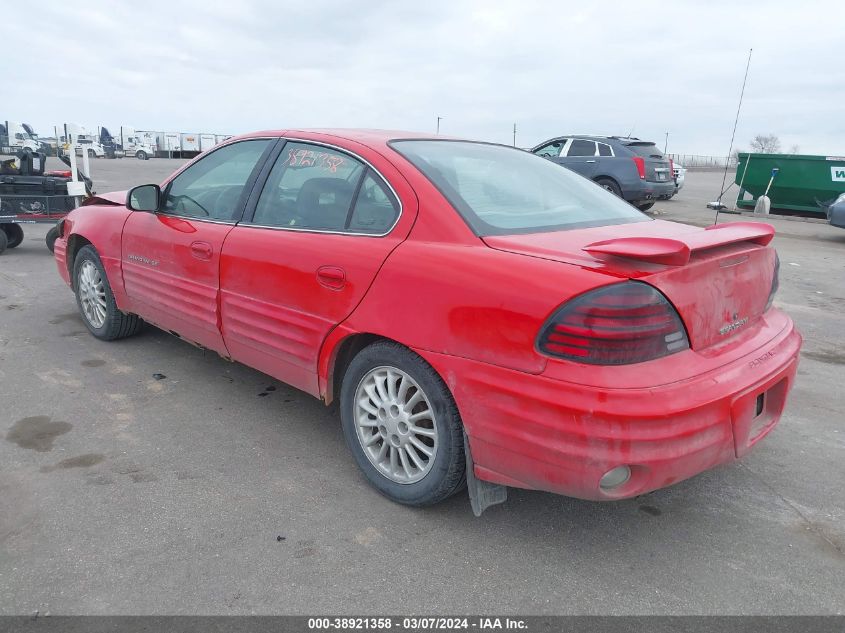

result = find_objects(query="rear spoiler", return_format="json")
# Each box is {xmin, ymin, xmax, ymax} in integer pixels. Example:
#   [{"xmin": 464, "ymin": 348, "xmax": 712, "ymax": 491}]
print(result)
[{"xmin": 583, "ymin": 222, "xmax": 775, "ymax": 266}]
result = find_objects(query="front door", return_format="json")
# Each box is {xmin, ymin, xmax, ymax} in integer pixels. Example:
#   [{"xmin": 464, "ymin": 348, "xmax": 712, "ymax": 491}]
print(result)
[
  {"xmin": 121, "ymin": 138, "xmax": 274, "ymax": 354},
  {"xmin": 219, "ymin": 140, "xmax": 413, "ymax": 395}
]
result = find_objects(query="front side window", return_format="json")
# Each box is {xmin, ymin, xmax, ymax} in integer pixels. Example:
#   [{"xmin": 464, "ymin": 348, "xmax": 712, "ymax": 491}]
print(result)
[
  {"xmin": 251, "ymin": 142, "xmax": 367, "ymax": 231},
  {"xmin": 533, "ymin": 140, "xmax": 564, "ymax": 158},
  {"xmin": 162, "ymin": 139, "xmax": 272, "ymax": 221},
  {"xmin": 392, "ymin": 140, "xmax": 648, "ymax": 236}
]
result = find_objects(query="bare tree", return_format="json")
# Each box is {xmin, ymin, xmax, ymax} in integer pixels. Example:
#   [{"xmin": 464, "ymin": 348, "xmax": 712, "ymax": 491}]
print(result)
[
  {"xmin": 788, "ymin": 144, "xmax": 800, "ymax": 154},
  {"xmin": 749, "ymin": 134, "xmax": 781, "ymax": 153}
]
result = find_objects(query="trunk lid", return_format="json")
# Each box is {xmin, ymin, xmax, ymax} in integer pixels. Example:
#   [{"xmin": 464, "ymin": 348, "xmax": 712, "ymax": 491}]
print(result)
[{"xmin": 483, "ymin": 220, "xmax": 778, "ymax": 351}]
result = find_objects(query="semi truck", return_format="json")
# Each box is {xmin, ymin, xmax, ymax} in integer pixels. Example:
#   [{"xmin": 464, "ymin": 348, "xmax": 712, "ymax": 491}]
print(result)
[
  {"xmin": 1, "ymin": 121, "xmax": 50, "ymax": 154},
  {"xmin": 116, "ymin": 126, "xmax": 157, "ymax": 160}
]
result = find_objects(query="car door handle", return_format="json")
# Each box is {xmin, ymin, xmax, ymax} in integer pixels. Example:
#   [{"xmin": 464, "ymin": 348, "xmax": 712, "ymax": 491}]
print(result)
[
  {"xmin": 316, "ymin": 265, "xmax": 346, "ymax": 290},
  {"xmin": 190, "ymin": 241, "xmax": 213, "ymax": 261},
  {"xmin": 586, "ymin": 160, "xmax": 596, "ymax": 163}
]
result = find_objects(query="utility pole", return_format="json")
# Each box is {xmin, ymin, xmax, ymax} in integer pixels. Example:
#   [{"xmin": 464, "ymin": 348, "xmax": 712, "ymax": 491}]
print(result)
[
  {"xmin": 513, "ymin": 123, "xmax": 517, "ymax": 147},
  {"xmin": 436, "ymin": 116, "xmax": 443, "ymax": 135},
  {"xmin": 664, "ymin": 132, "xmax": 669, "ymax": 154}
]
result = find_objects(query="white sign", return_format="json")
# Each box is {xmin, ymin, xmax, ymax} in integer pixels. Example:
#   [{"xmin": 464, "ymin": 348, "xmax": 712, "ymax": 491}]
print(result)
[{"xmin": 832, "ymin": 166, "xmax": 845, "ymax": 182}]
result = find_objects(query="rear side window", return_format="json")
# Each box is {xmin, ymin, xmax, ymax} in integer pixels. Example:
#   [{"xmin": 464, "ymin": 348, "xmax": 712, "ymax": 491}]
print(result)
[
  {"xmin": 251, "ymin": 142, "xmax": 365, "ymax": 231},
  {"xmin": 627, "ymin": 143, "xmax": 664, "ymax": 158},
  {"xmin": 567, "ymin": 140, "xmax": 597, "ymax": 157},
  {"xmin": 598, "ymin": 143, "xmax": 613, "ymax": 156},
  {"xmin": 347, "ymin": 172, "xmax": 400, "ymax": 234}
]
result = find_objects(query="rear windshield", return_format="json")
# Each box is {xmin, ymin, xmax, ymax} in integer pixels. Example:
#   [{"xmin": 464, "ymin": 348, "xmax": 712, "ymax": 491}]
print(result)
[
  {"xmin": 626, "ymin": 143, "xmax": 664, "ymax": 158},
  {"xmin": 390, "ymin": 140, "xmax": 648, "ymax": 236}
]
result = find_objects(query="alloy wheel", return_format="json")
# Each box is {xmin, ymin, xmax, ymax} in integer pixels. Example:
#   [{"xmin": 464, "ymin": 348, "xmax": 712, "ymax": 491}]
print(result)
[
  {"xmin": 354, "ymin": 366, "xmax": 438, "ymax": 484},
  {"xmin": 78, "ymin": 260, "xmax": 107, "ymax": 328}
]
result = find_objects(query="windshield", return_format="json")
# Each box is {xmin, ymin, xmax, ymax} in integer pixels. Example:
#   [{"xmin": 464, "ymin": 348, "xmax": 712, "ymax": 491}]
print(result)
[{"xmin": 391, "ymin": 140, "xmax": 648, "ymax": 236}]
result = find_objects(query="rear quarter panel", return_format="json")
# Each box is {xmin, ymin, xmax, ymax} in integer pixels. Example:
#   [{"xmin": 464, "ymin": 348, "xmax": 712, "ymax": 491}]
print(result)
[{"xmin": 339, "ymin": 240, "xmax": 612, "ymax": 375}]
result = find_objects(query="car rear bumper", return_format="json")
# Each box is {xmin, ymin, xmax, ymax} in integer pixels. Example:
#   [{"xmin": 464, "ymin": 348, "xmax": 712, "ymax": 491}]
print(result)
[
  {"xmin": 625, "ymin": 180, "xmax": 676, "ymax": 202},
  {"xmin": 416, "ymin": 313, "xmax": 802, "ymax": 501}
]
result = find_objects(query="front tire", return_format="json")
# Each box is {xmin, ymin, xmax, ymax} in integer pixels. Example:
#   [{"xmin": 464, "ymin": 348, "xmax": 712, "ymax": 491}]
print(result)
[
  {"xmin": 136, "ymin": 151, "xmax": 148, "ymax": 160},
  {"xmin": 73, "ymin": 245, "xmax": 142, "ymax": 340},
  {"xmin": 45, "ymin": 225, "xmax": 59, "ymax": 253},
  {"xmin": 1, "ymin": 223, "xmax": 23, "ymax": 249},
  {"xmin": 340, "ymin": 341, "xmax": 466, "ymax": 506},
  {"xmin": 637, "ymin": 202, "xmax": 655, "ymax": 211}
]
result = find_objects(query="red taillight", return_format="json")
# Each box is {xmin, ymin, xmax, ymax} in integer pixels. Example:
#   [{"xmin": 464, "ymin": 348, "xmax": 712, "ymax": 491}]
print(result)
[
  {"xmin": 669, "ymin": 158, "xmax": 675, "ymax": 177},
  {"xmin": 765, "ymin": 252, "xmax": 780, "ymax": 311},
  {"xmin": 537, "ymin": 282, "xmax": 689, "ymax": 365},
  {"xmin": 632, "ymin": 156, "xmax": 646, "ymax": 179}
]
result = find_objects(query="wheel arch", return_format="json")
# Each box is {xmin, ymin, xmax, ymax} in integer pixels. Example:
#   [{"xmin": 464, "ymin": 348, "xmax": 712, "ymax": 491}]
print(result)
[
  {"xmin": 66, "ymin": 234, "xmax": 94, "ymax": 287},
  {"xmin": 322, "ymin": 331, "xmax": 390, "ymax": 406},
  {"xmin": 593, "ymin": 174, "xmax": 621, "ymax": 190}
]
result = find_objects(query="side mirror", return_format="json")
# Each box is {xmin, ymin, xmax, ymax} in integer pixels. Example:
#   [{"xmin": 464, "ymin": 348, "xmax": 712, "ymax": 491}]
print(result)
[{"xmin": 127, "ymin": 184, "xmax": 161, "ymax": 212}]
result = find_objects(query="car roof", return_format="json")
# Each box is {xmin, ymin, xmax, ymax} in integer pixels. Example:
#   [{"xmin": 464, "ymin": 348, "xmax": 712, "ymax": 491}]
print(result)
[{"xmin": 233, "ymin": 128, "xmax": 450, "ymax": 150}]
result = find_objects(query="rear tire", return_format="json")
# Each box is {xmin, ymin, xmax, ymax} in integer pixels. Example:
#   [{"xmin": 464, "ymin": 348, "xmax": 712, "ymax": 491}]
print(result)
[
  {"xmin": 2, "ymin": 224, "xmax": 23, "ymax": 249},
  {"xmin": 637, "ymin": 202, "xmax": 655, "ymax": 211},
  {"xmin": 73, "ymin": 245, "xmax": 142, "ymax": 341},
  {"xmin": 340, "ymin": 340, "xmax": 466, "ymax": 506},
  {"xmin": 595, "ymin": 177, "xmax": 622, "ymax": 197}
]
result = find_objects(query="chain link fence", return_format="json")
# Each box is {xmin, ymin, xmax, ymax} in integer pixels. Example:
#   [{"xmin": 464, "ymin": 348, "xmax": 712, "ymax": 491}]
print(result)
[{"xmin": 667, "ymin": 154, "xmax": 738, "ymax": 170}]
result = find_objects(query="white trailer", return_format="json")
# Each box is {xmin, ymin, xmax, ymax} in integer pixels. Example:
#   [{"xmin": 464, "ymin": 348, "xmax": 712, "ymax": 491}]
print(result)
[
  {"xmin": 155, "ymin": 132, "xmax": 180, "ymax": 156},
  {"xmin": 180, "ymin": 133, "xmax": 201, "ymax": 157},
  {"xmin": 199, "ymin": 133, "xmax": 216, "ymax": 151}
]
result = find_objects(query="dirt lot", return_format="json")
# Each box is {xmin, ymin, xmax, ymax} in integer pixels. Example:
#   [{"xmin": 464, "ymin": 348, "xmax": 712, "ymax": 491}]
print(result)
[{"xmin": 1, "ymin": 159, "xmax": 844, "ymax": 614}]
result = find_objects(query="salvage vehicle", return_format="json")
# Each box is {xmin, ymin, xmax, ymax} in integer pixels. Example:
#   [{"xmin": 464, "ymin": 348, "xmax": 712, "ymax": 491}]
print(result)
[
  {"xmin": 532, "ymin": 135, "xmax": 675, "ymax": 210},
  {"xmin": 52, "ymin": 130, "xmax": 802, "ymax": 515}
]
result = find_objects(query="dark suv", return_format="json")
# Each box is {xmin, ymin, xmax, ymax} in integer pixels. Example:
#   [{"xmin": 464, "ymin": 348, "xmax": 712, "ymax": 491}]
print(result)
[{"xmin": 531, "ymin": 135, "xmax": 675, "ymax": 210}]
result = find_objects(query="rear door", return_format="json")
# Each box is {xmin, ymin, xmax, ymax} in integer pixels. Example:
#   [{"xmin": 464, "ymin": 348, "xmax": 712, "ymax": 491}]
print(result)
[
  {"xmin": 121, "ymin": 138, "xmax": 274, "ymax": 354},
  {"xmin": 556, "ymin": 138, "xmax": 598, "ymax": 178},
  {"xmin": 219, "ymin": 140, "xmax": 414, "ymax": 395}
]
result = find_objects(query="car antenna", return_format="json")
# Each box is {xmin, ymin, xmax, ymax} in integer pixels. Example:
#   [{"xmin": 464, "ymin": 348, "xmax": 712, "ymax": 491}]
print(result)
[{"xmin": 710, "ymin": 48, "xmax": 753, "ymax": 225}]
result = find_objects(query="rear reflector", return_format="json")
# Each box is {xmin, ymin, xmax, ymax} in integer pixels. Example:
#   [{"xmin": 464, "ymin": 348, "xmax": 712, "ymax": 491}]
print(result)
[
  {"xmin": 537, "ymin": 282, "xmax": 689, "ymax": 365},
  {"xmin": 632, "ymin": 156, "xmax": 646, "ymax": 179}
]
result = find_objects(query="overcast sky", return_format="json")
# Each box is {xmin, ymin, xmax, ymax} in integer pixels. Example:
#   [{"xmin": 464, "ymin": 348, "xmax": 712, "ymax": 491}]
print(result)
[{"xmin": 10, "ymin": 1, "xmax": 844, "ymax": 155}]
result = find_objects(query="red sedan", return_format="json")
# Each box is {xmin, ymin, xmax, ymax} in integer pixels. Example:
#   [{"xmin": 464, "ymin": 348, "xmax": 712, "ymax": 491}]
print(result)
[{"xmin": 53, "ymin": 130, "xmax": 802, "ymax": 514}]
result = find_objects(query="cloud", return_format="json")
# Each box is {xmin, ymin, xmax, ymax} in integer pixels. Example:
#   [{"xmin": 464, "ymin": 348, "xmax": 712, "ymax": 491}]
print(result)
[{"xmin": 9, "ymin": 0, "xmax": 843, "ymax": 154}]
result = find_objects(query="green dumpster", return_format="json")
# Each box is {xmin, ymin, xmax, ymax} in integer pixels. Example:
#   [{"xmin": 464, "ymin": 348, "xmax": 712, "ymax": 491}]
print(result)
[{"xmin": 734, "ymin": 152, "xmax": 845, "ymax": 215}]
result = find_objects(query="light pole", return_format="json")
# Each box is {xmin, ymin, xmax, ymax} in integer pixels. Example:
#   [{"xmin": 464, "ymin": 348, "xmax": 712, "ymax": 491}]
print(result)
[
  {"xmin": 664, "ymin": 132, "xmax": 669, "ymax": 154},
  {"xmin": 513, "ymin": 123, "xmax": 517, "ymax": 147},
  {"xmin": 436, "ymin": 116, "xmax": 443, "ymax": 135}
]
